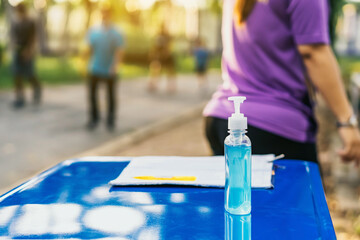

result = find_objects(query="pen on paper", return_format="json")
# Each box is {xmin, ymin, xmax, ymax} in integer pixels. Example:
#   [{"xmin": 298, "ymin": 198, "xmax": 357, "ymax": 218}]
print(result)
[{"xmin": 267, "ymin": 154, "xmax": 285, "ymax": 162}]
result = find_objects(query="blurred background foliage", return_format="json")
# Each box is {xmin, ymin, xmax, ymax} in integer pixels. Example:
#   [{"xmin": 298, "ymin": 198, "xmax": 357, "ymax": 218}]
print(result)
[
  {"xmin": 1, "ymin": 0, "xmax": 360, "ymax": 88},
  {"xmin": 335, "ymin": 0, "xmax": 360, "ymax": 86},
  {"xmin": 0, "ymin": 0, "xmax": 222, "ymax": 88}
]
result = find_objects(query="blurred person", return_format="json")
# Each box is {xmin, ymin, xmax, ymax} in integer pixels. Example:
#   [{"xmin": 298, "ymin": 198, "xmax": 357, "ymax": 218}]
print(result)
[
  {"xmin": 10, "ymin": 3, "xmax": 41, "ymax": 109},
  {"xmin": 85, "ymin": 5, "xmax": 124, "ymax": 131},
  {"xmin": 148, "ymin": 25, "xmax": 176, "ymax": 94},
  {"xmin": 193, "ymin": 38, "xmax": 210, "ymax": 94},
  {"xmin": 203, "ymin": 0, "xmax": 360, "ymax": 166}
]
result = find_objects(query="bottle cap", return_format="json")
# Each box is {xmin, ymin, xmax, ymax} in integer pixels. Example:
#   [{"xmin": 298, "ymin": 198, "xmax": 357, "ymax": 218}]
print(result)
[{"xmin": 228, "ymin": 96, "xmax": 247, "ymax": 130}]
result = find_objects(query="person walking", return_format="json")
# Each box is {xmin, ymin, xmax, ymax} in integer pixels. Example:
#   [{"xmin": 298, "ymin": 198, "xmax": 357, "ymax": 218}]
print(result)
[
  {"xmin": 85, "ymin": 5, "xmax": 124, "ymax": 131},
  {"xmin": 10, "ymin": 3, "xmax": 41, "ymax": 109},
  {"xmin": 148, "ymin": 25, "xmax": 176, "ymax": 94},
  {"xmin": 204, "ymin": 0, "xmax": 360, "ymax": 166},
  {"xmin": 193, "ymin": 38, "xmax": 210, "ymax": 94}
]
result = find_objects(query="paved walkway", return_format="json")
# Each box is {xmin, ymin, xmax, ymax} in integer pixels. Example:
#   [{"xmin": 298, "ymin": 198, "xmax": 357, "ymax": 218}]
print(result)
[{"xmin": 0, "ymin": 73, "xmax": 222, "ymax": 192}]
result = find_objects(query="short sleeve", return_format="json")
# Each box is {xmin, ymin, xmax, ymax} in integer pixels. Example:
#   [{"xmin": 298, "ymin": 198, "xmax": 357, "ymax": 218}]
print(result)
[{"xmin": 288, "ymin": 0, "xmax": 330, "ymax": 45}]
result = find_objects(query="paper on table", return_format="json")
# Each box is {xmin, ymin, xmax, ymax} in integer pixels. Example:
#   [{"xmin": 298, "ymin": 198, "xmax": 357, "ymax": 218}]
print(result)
[
  {"xmin": 251, "ymin": 154, "xmax": 275, "ymax": 188},
  {"xmin": 109, "ymin": 155, "xmax": 275, "ymax": 188}
]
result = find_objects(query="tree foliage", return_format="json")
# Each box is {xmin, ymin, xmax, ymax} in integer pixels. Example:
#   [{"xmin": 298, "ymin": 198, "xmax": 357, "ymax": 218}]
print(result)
[{"xmin": 329, "ymin": 0, "xmax": 345, "ymax": 44}]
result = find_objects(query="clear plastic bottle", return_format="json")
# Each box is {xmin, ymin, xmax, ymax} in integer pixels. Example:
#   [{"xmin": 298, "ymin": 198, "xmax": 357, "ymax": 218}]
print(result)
[
  {"xmin": 225, "ymin": 212, "xmax": 251, "ymax": 240},
  {"xmin": 225, "ymin": 96, "xmax": 252, "ymax": 215}
]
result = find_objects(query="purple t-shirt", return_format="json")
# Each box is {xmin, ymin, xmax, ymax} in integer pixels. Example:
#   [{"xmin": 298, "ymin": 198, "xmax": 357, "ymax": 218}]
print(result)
[{"xmin": 203, "ymin": 0, "xmax": 330, "ymax": 143}]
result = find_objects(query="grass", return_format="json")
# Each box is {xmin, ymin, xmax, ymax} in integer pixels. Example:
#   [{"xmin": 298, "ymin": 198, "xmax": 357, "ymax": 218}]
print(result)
[
  {"xmin": 176, "ymin": 54, "xmax": 222, "ymax": 73},
  {"xmin": 0, "ymin": 57, "xmax": 82, "ymax": 89},
  {"xmin": 338, "ymin": 56, "xmax": 360, "ymax": 85},
  {"xmin": 1, "ymin": 54, "xmax": 356, "ymax": 90},
  {"xmin": 0, "ymin": 54, "xmax": 221, "ymax": 89}
]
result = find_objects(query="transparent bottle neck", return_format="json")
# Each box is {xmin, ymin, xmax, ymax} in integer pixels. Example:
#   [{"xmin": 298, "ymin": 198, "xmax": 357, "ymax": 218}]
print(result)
[
  {"xmin": 228, "ymin": 129, "xmax": 246, "ymax": 145},
  {"xmin": 228, "ymin": 129, "xmax": 247, "ymax": 137}
]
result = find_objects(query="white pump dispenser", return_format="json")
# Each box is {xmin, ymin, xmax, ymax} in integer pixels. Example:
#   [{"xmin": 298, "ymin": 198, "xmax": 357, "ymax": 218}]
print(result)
[
  {"xmin": 228, "ymin": 96, "xmax": 247, "ymax": 130},
  {"xmin": 225, "ymin": 95, "xmax": 252, "ymax": 215}
]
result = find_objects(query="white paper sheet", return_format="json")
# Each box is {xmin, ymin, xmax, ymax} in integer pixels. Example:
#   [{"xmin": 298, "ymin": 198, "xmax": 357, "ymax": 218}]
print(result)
[{"xmin": 109, "ymin": 155, "xmax": 275, "ymax": 188}]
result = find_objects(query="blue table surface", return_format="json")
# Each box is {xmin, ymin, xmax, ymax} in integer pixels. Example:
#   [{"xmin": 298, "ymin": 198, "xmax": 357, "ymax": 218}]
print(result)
[{"xmin": 0, "ymin": 157, "xmax": 336, "ymax": 239}]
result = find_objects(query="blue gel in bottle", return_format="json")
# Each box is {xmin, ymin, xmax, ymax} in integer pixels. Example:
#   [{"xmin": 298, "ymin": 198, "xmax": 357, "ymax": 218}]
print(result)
[
  {"xmin": 225, "ymin": 96, "xmax": 252, "ymax": 215},
  {"xmin": 225, "ymin": 212, "xmax": 251, "ymax": 240}
]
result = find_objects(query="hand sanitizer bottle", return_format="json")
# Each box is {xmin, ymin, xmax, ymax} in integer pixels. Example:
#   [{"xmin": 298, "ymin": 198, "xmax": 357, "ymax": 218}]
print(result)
[{"xmin": 225, "ymin": 96, "xmax": 252, "ymax": 215}]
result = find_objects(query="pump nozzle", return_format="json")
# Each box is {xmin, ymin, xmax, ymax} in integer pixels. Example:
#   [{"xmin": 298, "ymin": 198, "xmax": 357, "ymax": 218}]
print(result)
[
  {"xmin": 228, "ymin": 96, "xmax": 247, "ymax": 130},
  {"xmin": 229, "ymin": 96, "xmax": 246, "ymax": 117}
]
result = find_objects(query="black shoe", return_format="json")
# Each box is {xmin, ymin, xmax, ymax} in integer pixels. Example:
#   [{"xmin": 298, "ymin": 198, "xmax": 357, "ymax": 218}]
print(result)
[
  {"xmin": 86, "ymin": 120, "xmax": 98, "ymax": 131},
  {"xmin": 12, "ymin": 99, "xmax": 25, "ymax": 109}
]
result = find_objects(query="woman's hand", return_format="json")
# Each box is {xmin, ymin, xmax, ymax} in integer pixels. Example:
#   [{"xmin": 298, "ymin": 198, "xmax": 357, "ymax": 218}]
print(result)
[{"xmin": 337, "ymin": 127, "xmax": 360, "ymax": 167}]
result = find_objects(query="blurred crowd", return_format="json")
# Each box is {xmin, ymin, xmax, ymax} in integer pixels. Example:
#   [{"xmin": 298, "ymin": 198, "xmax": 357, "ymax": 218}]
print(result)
[{"xmin": 4, "ymin": 1, "xmax": 212, "ymax": 132}]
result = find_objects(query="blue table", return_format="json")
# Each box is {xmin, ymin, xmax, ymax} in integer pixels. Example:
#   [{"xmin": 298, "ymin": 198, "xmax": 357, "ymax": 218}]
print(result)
[{"xmin": 0, "ymin": 157, "xmax": 336, "ymax": 239}]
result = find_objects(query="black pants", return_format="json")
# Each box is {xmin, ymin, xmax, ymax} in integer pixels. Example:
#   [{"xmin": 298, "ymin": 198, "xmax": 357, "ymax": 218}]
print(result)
[
  {"xmin": 88, "ymin": 74, "xmax": 117, "ymax": 123},
  {"xmin": 204, "ymin": 117, "xmax": 318, "ymax": 163},
  {"xmin": 14, "ymin": 75, "xmax": 41, "ymax": 102}
]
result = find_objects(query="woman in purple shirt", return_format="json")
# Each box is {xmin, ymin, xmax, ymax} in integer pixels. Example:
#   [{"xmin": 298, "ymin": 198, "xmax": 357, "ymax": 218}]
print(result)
[{"xmin": 204, "ymin": 0, "xmax": 360, "ymax": 165}]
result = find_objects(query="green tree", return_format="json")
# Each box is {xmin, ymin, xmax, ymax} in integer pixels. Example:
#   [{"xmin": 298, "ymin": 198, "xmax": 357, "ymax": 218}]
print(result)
[{"xmin": 329, "ymin": 0, "xmax": 344, "ymax": 45}]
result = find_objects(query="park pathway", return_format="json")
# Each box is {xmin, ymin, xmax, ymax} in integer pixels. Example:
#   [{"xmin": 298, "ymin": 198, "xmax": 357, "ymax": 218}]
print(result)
[{"xmin": 0, "ymin": 73, "xmax": 221, "ymax": 193}]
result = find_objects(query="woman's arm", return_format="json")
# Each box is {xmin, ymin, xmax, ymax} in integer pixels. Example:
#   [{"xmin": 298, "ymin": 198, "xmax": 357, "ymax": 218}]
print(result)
[{"xmin": 298, "ymin": 44, "xmax": 360, "ymax": 166}]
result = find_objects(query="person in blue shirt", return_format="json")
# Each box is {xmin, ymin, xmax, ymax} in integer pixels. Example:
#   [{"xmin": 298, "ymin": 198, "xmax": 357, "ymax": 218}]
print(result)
[
  {"xmin": 193, "ymin": 38, "xmax": 209, "ymax": 93},
  {"xmin": 86, "ymin": 6, "xmax": 124, "ymax": 131}
]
